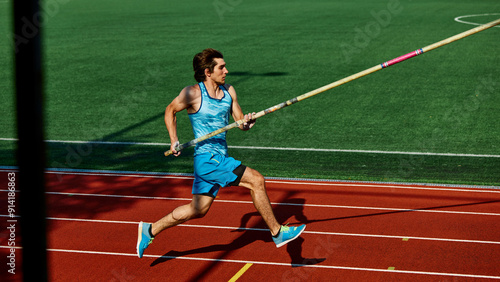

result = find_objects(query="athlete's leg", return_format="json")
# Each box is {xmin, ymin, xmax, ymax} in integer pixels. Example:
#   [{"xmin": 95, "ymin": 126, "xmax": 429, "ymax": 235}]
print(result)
[
  {"xmin": 237, "ymin": 167, "xmax": 281, "ymax": 236},
  {"xmin": 151, "ymin": 194, "xmax": 215, "ymax": 236}
]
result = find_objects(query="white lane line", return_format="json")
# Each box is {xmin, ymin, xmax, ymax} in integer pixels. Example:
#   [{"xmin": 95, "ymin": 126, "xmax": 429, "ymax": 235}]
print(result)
[
  {"xmin": 45, "ymin": 170, "xmax": 195, "ymax": 180},
  {"xmin": 1, "ymin": 246, "xmax": 499, "ymax": 279},
  {"xmin": 41, "ymin": 170, "xmax": 500, "ymax": 193},
  {"xmin": 2, "ymin": 190, "xmax": 498, "ymax": 216},
  {"xmin": 2, "ymin": 215, "xmax": 499, "ymax": 245},
  {"xmin": 266, "ymin": 180, "xmax": 500, "ymax": 194},
  {"xmin": 44, "ymin": 193, "xmax": 500, "ymax": 217},
  {"xmin": 1, "ymin": 167, "xmax": 498, "ymax": 190}
]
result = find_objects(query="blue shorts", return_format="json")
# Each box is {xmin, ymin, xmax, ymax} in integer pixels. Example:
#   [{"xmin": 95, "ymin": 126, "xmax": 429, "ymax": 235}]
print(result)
[{"xmin": 192, "ymin": 152, "xmax": 245, "ymax": 198}]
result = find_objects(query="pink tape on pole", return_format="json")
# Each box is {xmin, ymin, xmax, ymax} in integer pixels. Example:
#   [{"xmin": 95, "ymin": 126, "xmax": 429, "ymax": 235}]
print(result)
[{"xmin": 381, "ymin": 49, "xmax": 424, "ymax": 68}]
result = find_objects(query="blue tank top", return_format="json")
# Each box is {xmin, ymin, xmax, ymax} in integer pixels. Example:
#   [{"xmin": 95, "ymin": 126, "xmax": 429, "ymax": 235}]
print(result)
[{"xmin": 189, "ymin": 82, "xmax": 232, "ymax": 156}]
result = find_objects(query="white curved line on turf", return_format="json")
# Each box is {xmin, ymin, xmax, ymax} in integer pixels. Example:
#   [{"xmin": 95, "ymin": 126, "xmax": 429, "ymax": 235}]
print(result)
[{"xmin": 454, "ymin": 13, "xmax": 500, "ymax": 27}]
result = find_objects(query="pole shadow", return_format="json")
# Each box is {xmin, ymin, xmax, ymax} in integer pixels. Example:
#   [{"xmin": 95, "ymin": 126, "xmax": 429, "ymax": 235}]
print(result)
[
  {"xmin": 150, "ymin": 197, "xmax": 326, "ymax": 279},
  {"xmin": 149, "ymin": 192, "xmax": 500, "ymax": 280}
]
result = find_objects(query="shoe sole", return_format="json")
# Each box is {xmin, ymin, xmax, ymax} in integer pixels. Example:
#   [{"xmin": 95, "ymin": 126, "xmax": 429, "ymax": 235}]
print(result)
[
  {"xmin": 275, "ymin": 225, "xmax": 306, "ymax": 248},
  {"xmin": 136, "ymin": 221, "xmax": 143, "ymax": 258}
]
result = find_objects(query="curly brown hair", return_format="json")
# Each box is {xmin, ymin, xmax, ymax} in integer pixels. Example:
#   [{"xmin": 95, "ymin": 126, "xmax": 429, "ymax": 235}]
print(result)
[{"xmin": 193, "ymin": 48, "xmax": 224, "ymax": 82}]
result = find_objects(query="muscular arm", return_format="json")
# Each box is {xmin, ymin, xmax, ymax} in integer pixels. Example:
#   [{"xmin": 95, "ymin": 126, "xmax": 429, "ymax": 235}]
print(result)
[
  {"xmin": 226, "ymin": 85, "xmax": 255, "ymax": 131},
  {"xmin": 165, "ymin": 86, "xmax": 199, "ymax": 156}
]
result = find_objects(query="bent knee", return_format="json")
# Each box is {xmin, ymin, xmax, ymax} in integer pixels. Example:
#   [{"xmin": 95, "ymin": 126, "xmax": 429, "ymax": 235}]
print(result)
[
  {"xmin": 241, "ymin": 168, "xmax": 266, "ymax": 191},
  {"xmin": 192, "ymin": 209, "xmax": 208, "ymax": 219},
  {"xmin": 172, "ymin": 205, "xmax": 209, "ymax": 221},
  {"xmin": 190, "ymin": 205, "xmax": 210, "ymax": 219},
  {"xmin": 253, "ymin": 170, "xmax": 265, "ymax": 184}
]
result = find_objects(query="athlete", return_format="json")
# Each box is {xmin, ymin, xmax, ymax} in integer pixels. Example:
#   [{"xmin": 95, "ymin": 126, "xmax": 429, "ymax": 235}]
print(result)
[{"xmin": 137, "ymin": 48, "xmax": 305, "ymax": 258}]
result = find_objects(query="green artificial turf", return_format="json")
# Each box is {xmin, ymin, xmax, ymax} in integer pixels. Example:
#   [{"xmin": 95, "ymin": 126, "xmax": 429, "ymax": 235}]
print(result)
[{"xmin": 1, "ymin": 0, "xmax": 499, "ymax": 185}]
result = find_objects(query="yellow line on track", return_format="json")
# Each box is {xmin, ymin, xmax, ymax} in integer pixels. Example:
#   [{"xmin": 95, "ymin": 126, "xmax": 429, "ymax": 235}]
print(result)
[{"xmin": 228, "ymin": 263, "xmax": 253, "ymax": 282}]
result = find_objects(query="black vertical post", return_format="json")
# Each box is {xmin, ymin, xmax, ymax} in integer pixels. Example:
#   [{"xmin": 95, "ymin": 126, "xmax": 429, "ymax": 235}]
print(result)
[{"xmin": 13, "ymin": 0, "xmax": 48, "ymax": 280}]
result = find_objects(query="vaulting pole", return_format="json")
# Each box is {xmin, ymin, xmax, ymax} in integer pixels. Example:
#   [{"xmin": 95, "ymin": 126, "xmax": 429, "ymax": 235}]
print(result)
[{"xmin": 165, "ymin": 18, "xmax": 500, "ymax": 157}]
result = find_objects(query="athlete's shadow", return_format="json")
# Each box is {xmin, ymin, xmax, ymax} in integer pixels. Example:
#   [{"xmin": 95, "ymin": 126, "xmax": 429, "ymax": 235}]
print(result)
[{"xmin": 150, "ymin": 198, "xmax": 325, "ymax": 270}]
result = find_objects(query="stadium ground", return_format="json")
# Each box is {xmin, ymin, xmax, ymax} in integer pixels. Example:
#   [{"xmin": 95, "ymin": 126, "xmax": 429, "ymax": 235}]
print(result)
[{"xmin": 0, "ymin": 0, "xmax": 499, "ymax": 185}]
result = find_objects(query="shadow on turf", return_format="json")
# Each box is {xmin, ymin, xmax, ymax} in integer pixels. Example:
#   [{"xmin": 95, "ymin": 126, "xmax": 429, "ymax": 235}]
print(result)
[
  {"xmin": 98, "ymin": 112, "xmax": 164, "ymax": 143},
  {"xmin": 47, "ymin": 109, "xmax": 197, "ymax": 174},
  {"xmin": 150, "ymin": 198, "xmax": 326, "ymax": 274},
  {"xmin": 228, "ymin": 71, "xmax": 289, "ymax": 86},
  {"xmin": 230, "ymin": 71, "xmax": 288, "ymax": 77}
]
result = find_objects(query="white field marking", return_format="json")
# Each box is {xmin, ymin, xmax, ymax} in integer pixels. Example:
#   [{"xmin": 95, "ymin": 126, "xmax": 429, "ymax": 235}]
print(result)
[
  {"xmin": 1, "ymin": 137, "xmax": 499, "ymax": 158},
  {"xmin": 1, "ymin": 246, "xmax": 499, "ymax": 279},
  {"xmin": 230, "ymin": 145, "xmax": 500, "ymax": 158},
  {"xmin": 455, "ymin": 14, "xmax": 500, "ymax": 27},
  {"xmin": 2, "ymin": 189, "xmax": 499, "ymax": 216},
  {"xmin": 1, "ymin": 215, "xmax": 499, "ymax": 245}
]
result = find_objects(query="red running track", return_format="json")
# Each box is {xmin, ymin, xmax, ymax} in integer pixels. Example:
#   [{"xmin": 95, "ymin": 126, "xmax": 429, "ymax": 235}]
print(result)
[{"xmin": 1, "ymin": 169, "xmax": 499, "ymax": 281}]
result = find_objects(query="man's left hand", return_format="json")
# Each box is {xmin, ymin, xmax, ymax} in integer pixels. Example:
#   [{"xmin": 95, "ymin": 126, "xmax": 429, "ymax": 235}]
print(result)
[{"xmin": 243, "ymin": 112, "xmax": 256, "ymax": 130}]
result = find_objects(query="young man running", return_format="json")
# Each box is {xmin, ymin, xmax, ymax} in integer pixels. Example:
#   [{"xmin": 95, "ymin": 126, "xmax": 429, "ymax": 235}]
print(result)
[{"xmin": 137, "ymin": 48, "xmax": 305, "ymax": 258}]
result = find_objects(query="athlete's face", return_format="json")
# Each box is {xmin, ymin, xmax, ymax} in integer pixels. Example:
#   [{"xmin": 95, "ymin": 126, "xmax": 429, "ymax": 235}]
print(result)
[{"xmin": 208, "ymin": 58, "xmax": 228, "ymax": 85}]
